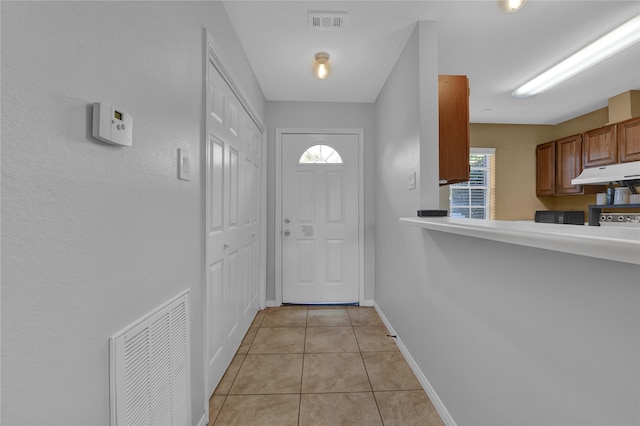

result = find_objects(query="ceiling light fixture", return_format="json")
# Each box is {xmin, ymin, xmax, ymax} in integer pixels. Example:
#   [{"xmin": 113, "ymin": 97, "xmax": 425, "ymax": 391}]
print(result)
[
  {"xmin": 313, "ymin": 52, "xmax": 331, "ymax": 80},
  {"xmin": 513, "ymin": 14, "xmax": 640, "ymax": 98},
  {"xmin": 498, "ymin": 0, "xmax": 527, "ymax": 13}
]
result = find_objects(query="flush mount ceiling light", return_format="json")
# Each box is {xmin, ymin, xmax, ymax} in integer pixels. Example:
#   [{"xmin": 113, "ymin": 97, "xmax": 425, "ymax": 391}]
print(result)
[
  {"xmin": 498, "ymin": 0, "xmax": 526, "ymax": 13},
  {"xmin": 513, "ymin": 14, "xmax": 640, "ymax": 98},
  {"xmin": 313, "ymin": 52, "xmax": 331, "ymax": 80}
]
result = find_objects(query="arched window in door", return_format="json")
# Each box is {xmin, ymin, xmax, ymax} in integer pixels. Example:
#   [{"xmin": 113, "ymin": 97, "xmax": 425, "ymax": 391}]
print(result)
[{"xmin": 299, "ymin": 145, "xmax": 343, "ymax": 164}]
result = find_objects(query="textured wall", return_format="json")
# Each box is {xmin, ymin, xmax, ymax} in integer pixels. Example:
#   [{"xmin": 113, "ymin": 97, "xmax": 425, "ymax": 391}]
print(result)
[
  {"xmin": 1, "ymin": 2, "xmax": 265, "ymax": 425},
  {"xmin": 265, "ymin": 101, "xmax": 376, "ymax": 303}
]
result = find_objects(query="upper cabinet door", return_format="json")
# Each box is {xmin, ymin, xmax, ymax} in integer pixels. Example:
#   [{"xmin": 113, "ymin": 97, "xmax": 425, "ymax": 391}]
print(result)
[
  {"xmin": 583, "ymin": 124, "xmax": 617, "ymax": 167},
  {"xmin": 536, "ymin": 141, "xmax": 555, "ymax": 196},
  {"xmin": 617, "ymin": 117, "xmax": 640, "ymax": 163},
  {"xmin": 555, "ymin": 134, "xmax": 583, "ymax": 195},
  {"xmin": 439, "ymin": 75, "xmax": 470, "ymax": 185}
]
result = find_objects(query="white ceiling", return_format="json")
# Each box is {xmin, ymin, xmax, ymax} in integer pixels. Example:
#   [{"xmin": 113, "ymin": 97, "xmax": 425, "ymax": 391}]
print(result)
[{"xmin": 223, "ymin": 0, "xmax": 640, "ymax": 125}]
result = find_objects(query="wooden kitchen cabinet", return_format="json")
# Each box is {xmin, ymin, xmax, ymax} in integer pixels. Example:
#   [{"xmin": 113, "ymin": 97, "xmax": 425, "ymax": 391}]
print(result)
[
  {"xmin": 536, "ymin": 141, "xmax": 556, "ymax": 196},
  {"xmin": 583, "ymin": 124, "xmax": 617, "ymax": 167},
  {"xmin": 536, "ymin": 116, "xmax": 638, "ymax": 198},
  {"xmin": 617, "ymin": 116, "xmax": 640, "ymax": 162},
  {"xmin": 582, "ymin": 117, "xmax": 640, "ymax": 165},
  {"xmin": 536, "ymin": 134, "xmax": 585, "ymax": 196},
  {"xmin": 439, "ymin": 75, "xmax": 469, "ymax": 185},
  {"xmin": 555, "ymin": 134, "xmax": 583, "ymax": 195}
]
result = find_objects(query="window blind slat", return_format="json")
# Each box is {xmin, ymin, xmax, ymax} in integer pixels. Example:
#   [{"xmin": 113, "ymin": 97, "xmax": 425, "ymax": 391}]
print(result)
[{"xmin": 450, "ymin": 152, "xmax": 494, "ymax": 219}]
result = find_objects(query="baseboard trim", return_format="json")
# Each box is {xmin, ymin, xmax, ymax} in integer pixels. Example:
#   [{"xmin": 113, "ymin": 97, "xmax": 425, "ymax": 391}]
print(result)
[
  {"xmin": 360, "ymin": 299, "xmax": 375, "ymax": 307},
  {"xmin": 197, "ymin": 411, "xmax": 207, "ymax": 426},
  {"xmin": 374, "ymin": 302, "xmax": 456, "ymax": 426}
]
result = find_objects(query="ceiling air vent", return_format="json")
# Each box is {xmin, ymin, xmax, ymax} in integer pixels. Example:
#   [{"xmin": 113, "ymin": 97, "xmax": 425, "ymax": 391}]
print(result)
[{"xmin": 308, "ymin": 11, "xmax": 347, "ymax": 31}]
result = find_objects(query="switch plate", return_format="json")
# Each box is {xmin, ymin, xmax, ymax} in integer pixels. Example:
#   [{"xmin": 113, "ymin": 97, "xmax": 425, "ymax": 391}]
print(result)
[
  {"xmin": 408, "ymin": 171, "xmax": 416, "ymax": 190},
  {"xmin": 178, "ymin": 149, "xmax": 190, "ymax": 181}
]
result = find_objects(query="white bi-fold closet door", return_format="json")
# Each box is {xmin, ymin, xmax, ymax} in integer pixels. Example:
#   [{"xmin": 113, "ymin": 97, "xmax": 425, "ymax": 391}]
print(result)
[{"xmin": 204, "ymin": 44, "xmax": 263, "ymax": 400}]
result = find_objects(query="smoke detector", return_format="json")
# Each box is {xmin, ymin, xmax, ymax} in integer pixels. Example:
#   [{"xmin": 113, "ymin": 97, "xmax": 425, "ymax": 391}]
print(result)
[{"xmin": 308, "ymin": 11, "xmax": 347, "ymax": 31}]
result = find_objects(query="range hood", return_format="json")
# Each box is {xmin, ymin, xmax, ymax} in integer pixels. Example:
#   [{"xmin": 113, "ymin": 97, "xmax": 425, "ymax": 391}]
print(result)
[{"xmin": 571, "ymin": 161, "xmax": 640, "ymax": 185}]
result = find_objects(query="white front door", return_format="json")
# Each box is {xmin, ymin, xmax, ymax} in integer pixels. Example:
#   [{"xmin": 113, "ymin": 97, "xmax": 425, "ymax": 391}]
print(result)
[
  {"xmin": 205, "ymin": 56, "xmax": 261, "ymax": 398},
  {"xmin": 281, "ymin": 133, "xmax": 359, "ymax": 304}
]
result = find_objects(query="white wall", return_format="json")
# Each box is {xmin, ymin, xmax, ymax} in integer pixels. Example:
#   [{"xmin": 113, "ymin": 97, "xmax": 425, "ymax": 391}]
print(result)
[
  {"xmin": 1, "ymin": 2, "xmax": 265, "ymax": 425},
  {"xmin": 417, "ymin": 22, "xmax": 441, "ymax": 208},
  {"xmin": 265, "ymin": 101, "xmax": 376, "ymax": 303},
  {"xmin": 374, "ymin": 20, "xmax": 640, "ymax": 426}
]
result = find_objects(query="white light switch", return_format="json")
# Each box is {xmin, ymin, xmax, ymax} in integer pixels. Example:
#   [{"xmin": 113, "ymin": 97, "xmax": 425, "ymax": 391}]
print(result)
[
  {"xmin": 408, "ymin": 171, "xmax": 416, "ymax": 190},
  {"xmin": 178, "ymin": 149, "xmax": 190, "ymax": 181}
]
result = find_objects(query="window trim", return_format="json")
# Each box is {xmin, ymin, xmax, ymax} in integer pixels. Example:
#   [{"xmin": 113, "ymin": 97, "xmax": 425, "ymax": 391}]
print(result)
[
  {"xmin": 449, "ymin": 148, "xmax": 496, "ymax": 220},
  {"xmin": 471, "ymin": 147, "xmax": 496, "ymax": 155}
]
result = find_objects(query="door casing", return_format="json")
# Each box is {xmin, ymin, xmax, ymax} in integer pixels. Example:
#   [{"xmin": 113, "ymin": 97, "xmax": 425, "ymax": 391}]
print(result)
[{"xmin": 275, "ymin": 128, "xmax": 364, "ymax": 306}]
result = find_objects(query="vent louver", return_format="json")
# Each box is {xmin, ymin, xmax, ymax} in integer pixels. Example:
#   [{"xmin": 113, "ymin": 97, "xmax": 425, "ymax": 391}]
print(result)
[
  {"xmin": 308, "ymin": 11, "xmax": 347, "ymax": 30},
  {"xmin": 110, "ymin": 291, "xmax": 191, "ymax": 426}
]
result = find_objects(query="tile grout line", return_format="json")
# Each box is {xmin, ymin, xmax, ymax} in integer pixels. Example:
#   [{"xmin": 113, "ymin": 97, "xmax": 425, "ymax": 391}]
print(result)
[
  {"xmin": 371, "ymin": 390, "xmax": 386, "ymax": 425},
  {"xmin": 298, "ymin": 311, "xmax": 308, "ymax": 426},
  {"xmin": 358, "ymin": 336, "xmax": 387, "ymax": 424},
  {"xmin": 209, "ymin": 393, "xmax": 227, "ymax": 426},
  {"xmin": 223, "ymin": 390, "xmax": 397, "ymax": 396},
  {"xmin": 211, "ymin": 319, "xmax": 261, "ymax": 423},
  {"xmin": 351, "ymin": 308, "xmax": 387, "ymax": 425},
  {"xmin": 216, "ymin": 307, "xmax": 418, "ymax": 425},
  {"xmin": 210, "ymin": 310, "xmax": 264, "ymax": 425}
]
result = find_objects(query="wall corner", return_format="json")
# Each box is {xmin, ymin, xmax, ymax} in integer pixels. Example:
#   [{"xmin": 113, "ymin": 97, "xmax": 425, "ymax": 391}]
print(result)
[{"xmin": 418, "ymin": 21, "xmax": 440, "ymax": 210}]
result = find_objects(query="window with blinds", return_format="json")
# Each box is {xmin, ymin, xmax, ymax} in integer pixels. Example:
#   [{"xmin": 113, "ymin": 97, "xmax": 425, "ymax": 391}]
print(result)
[{"xmin": 450, "ymin": 148, "xmax": 495, "ymax": 219}]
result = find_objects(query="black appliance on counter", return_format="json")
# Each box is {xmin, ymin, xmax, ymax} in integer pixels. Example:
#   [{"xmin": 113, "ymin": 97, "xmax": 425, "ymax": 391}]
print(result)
[{"xmin": 535, "ymin": 210, "xmax": 584, "ymax": 225}]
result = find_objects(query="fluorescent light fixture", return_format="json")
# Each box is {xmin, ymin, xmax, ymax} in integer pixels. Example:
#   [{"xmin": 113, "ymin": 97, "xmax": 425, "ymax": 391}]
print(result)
[
  {"xmin": 498, "ymin": 0, "xmax": 526, "ymax": 13},
  {"xmin": 513, "ymin": 14, "xmax": 640, "ymax": 97}
]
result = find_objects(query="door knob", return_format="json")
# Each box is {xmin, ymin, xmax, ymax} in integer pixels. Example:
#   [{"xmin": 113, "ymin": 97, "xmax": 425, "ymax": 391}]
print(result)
[
  {"xmin": 223, "ymin": 242, "xmax": 229, "ymax": 249},
  {"xmin": 283, "ymin": 229, "xmax": 291, "ymax": 237}
]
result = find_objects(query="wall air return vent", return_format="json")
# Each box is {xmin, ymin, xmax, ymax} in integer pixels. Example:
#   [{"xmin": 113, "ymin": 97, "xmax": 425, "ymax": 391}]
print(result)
[
  {"xmin": 308, "ymin": 11, "xmax": 347, "ymax": 30},
  {"xmin": 109, "ymin": 291, "xmax": 191, "ymax": 426}
]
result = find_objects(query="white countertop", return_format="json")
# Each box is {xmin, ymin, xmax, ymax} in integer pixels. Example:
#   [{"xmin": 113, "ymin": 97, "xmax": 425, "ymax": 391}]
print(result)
[{"xmin": 400, "ymin": 217, "xmax": 640, "ymax": 265}]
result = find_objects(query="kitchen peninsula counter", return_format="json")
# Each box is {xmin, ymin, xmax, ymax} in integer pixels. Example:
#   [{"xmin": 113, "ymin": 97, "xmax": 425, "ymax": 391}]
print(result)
[{"xmin": 400, "ymin": 217, "xmax": 640, "ymax": 265}]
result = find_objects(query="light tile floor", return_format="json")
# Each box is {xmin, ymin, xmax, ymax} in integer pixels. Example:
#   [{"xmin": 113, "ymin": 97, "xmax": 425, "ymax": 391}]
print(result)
[{"xmin": 209, "ymin": 306, "xmax": 444, "ymax": 426}]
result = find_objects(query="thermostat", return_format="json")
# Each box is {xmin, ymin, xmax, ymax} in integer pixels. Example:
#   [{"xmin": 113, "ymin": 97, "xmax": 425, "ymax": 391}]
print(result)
[{"xmin": 92, "ymin": 102, "xmax": 132, "ymax": 146}]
